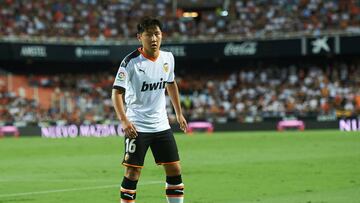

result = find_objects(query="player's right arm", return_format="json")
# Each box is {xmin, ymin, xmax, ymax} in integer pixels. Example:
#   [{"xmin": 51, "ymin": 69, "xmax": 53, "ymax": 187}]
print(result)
[
  {"xmin": 112, "ymin": 61, "xmax": 137, "ymax": 138},
  {"xmin": 112, "ymin": 89, "xmax": 137, "ymax": 138}
]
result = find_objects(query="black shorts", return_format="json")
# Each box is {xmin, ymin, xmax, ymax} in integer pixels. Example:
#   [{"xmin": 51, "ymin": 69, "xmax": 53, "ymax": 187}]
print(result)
[{"xmin": 122, "ymin": 129, "xmax": 180, "ymax": 168}]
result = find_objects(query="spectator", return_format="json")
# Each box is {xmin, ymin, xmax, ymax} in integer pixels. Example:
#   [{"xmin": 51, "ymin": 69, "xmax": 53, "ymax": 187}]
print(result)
[
  {"xmin": 1, "ymin": 61, "xmax": 359, "ymax": 126},
  {"xmin": 0, "ymin": 0, "xmax": 359, "ymax": 42}
]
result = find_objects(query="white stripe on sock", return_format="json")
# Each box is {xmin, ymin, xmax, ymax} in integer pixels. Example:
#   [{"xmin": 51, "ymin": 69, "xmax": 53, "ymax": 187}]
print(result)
[{"xmin": 165, "ymin": 183, "xmax": 184, "ymax": 189}]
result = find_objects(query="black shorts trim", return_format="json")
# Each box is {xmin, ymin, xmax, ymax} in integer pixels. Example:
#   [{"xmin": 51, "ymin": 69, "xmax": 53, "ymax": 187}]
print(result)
[
  {"xmin": 122, "ymin": 163, "xmax": 144, "ymax": 168},
  {"xmin": 156, "ymin": 160, "xmax": 180, "ymax": 165}
]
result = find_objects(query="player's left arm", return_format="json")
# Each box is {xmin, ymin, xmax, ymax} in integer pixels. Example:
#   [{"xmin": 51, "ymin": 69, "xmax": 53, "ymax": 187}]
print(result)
[{"xmin": 166, "ymin": 81, "xmax": 188, "ymax": 133}]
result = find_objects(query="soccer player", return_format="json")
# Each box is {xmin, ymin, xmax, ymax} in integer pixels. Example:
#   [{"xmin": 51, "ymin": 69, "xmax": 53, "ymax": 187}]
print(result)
[{"xmin": 112, "ymin": 17, "xmax": 187, "ymax": 203}]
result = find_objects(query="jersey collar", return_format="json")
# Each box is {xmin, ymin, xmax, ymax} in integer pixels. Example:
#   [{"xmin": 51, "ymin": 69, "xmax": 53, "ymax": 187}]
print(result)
[{"xmin": 138, "ymin": 47, "xmax": 159, "ymax": 62}]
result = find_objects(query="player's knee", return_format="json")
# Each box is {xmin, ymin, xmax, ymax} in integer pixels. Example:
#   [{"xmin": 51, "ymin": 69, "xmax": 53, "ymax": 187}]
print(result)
[
  {"xmin": 164, "ymin": 163, "xmax": 181, "ymax": 176},
  {"xmin": 125, "ymin": 166, "xmax": 141, "ymax": 180}
]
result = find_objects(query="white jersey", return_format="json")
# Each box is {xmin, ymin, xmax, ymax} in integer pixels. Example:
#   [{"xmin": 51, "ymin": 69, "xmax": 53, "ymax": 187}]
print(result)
[{"xmin": 113, "ymin": 48, "xmax": 175, "ymax": 133}]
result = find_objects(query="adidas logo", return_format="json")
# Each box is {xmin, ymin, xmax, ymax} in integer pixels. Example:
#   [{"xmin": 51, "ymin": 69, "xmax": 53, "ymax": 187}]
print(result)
[{"xmin": 141, "ymin": 78, "xmax": 166, "ymax": 92}]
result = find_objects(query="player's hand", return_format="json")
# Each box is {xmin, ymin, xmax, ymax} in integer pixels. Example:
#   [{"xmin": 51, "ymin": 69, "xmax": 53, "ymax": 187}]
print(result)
[
  {"xmin": 176, "ymin": 114, "xmax": 188, "ymax": 133},
  {"xmin": 121, "ymin": 119, "xmax": 138, "ymax": 138}
]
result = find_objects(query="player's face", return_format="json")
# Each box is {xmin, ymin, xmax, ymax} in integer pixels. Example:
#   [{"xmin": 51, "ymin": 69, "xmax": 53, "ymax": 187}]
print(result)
[{"xmin": 138, "ymin": 26, "xmax": 162, "ymax": 55}]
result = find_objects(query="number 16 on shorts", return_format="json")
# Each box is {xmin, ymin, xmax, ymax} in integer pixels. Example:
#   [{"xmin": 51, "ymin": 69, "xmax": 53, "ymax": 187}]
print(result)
[{"xmin": 125, "ymin": 138, "xmax": 136, "ymax": 153}]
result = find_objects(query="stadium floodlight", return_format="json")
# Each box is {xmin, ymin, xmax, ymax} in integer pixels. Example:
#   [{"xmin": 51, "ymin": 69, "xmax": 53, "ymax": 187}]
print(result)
[
  {"xmin": 220, "ymin": 10, "xmax": 228, "ymax": 17},
  {"xmin": 182, "ymin": 12, "xmax": 199, "ymax": 18}
]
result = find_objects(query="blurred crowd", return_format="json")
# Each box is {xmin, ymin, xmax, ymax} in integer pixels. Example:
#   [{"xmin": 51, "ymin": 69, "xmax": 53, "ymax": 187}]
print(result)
[
  {"xmin": 0, "ymin": 0, "xmax": 359, "ymax": 42},
  {"xmin": 177, "ymin": 62, "xmax": 360, "ymax": 123},
  {"xmin": 0, "ymin": 72, "xmax": 115, "ymax": 126},
  {"xmin": 1, "ymin": 61, "xmax": 360, "ymax": 126}
]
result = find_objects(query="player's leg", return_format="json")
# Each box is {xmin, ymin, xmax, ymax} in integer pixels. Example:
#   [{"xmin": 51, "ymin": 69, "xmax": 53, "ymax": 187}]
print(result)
[
  {"xmin": 163, "ymin": 162, "xmax": 184, "ymax": 203},
  {"xmin": 121, "ymin": 166, "xmax": 141, "ymax": 203},
  {"xmin": 120, "ymin": 133, "xmax": 150, "ymax": 203},
  {"xmin": 150, "ymin": 129, "xmax": 184, "ymax": 203}
]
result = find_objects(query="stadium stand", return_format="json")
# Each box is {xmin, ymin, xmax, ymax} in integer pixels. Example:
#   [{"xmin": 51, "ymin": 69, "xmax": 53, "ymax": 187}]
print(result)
[
  {"xmin": 1, "ymin": 60, "xmax": 360, "ymax": 126},
  {"xmin": 0, "ymin": 0, "xmax": 359, "ymax": 42}
]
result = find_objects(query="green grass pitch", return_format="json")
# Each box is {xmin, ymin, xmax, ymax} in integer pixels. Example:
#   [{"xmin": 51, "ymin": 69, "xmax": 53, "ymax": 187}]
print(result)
[{"xmin": 0, "ymin": 130, "xmax": 359, "ymax": 203}]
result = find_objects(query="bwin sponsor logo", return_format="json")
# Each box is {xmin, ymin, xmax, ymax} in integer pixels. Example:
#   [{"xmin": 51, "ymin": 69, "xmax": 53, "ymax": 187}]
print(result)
[{"xmin": 141, "ymin": 78, "xmax": 166, "ymax": 91}]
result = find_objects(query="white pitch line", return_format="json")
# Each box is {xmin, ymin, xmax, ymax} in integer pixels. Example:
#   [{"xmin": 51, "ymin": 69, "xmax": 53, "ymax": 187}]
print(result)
[
  {"xmin": 0, "ymin": 179, "xmax": 117, "ymax": 183},
  {"xmin": 0, "ymin": 181, "xmax": 162, "ymax": 198}
]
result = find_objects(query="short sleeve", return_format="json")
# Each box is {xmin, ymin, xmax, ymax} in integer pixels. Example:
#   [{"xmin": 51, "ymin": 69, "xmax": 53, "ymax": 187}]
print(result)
[
  {"xmin": 113, "ymin": 60, "xmax": 131, "ymax": 90},
  {"xmin": 167, "ymin": 52, "xmax": 175, "ymax": 83}
]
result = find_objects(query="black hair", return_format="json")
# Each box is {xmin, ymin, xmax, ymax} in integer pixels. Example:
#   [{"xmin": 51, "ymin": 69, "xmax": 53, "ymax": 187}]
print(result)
[{"xmin": 137, "ymin": 17, "xmax": 162, "ymax": 34}]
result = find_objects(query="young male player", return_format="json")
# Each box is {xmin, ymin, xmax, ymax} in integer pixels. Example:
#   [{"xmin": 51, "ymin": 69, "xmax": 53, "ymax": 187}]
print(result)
[{"xmin": 112, "ymin": 17, "xmax": 187, "ymax": 203}]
